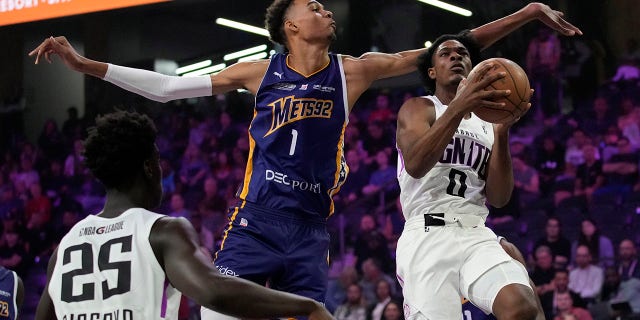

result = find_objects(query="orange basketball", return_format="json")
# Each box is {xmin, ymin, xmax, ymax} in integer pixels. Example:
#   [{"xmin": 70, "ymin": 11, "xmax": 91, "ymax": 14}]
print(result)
[{"xmin": 470, "ymin": 57, "xmax": 531, "ymax": 124}]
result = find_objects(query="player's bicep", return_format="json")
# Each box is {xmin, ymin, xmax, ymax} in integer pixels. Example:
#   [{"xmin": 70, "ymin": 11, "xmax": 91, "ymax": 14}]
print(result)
[
  {"xmin": 210, "ymin": 60, "xmax": 268, "ymax": 95},
  {"xmin": 396, "ymin": 98, "xmax": 432, "ymax": 159},
  {"xmin": 356, "ymin": 49, "xmax": 424, "ymax": 81},
  {"xmin": 152, "ymin": 218, "xmax": 222, "ymax": 305}
]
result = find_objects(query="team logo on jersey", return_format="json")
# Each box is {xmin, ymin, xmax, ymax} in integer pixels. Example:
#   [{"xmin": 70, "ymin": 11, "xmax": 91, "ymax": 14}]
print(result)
[
  {"xmin": 273, "ymin": 83, "xmax": 296, "ymax": 91},
  {"xmin": 265, "ymin": 95, "xmax": 333, "ymax": 136},
  {"xmin": 313, "ymin": 84, "xmax": 335, "ymax": 92},
  {"xmin": 439, "ymin": 134, "xmax": 491, "ymax": 179},
  {"xmin": 273, "ymin": 71, "xmax": 283, "ymax": 79},
  {"xmin": 300, "ymin": 84, "xmax": 308, "ymax": 90},
  {"xmin": 239, "ymin": 218, "xmax": 248, "ymax": 227},
  {"xmin": 78, "ymin": 221, "xmax": 125, "ymax": 236}
]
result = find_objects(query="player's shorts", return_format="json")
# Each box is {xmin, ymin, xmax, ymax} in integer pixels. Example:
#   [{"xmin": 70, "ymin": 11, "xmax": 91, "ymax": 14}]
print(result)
[
  {"xmin": 396, "ymin": 213, "xmax": 531, "ymax": 320},
  {"xmin": 213, "ymin": 201, "xmax": 330, "ymax": 301}
]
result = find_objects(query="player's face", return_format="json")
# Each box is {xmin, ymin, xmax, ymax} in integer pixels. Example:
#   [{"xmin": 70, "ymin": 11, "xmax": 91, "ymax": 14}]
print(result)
[
  {"xmin": 429, "ymin": 40, "xmax": 472, "ymax": 88},
  {"xmin": 285, "ymin": 0, "xmax": 336, "ymax": 43}
]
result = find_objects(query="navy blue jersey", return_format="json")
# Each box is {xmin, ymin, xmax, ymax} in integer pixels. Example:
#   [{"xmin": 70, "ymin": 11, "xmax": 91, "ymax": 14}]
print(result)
[
  {"xmin": 239, "ymin": 53, "xmax": 349, "ymax": 218},
  {"xmin": 0, "ymin": 267, "xmax": 18, "ymax": 320},
  {"xmin": 462, "ymin": 299, "xmax": 496, "ymax": 320}
]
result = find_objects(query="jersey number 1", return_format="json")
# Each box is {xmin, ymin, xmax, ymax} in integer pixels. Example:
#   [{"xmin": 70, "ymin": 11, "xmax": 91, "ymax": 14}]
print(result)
[
  {"xmin": 61, "ymin": 235, "xmax": 132, "ymax": 302},
  {"xmin": 289, "ymin": 129, "xmax": 298, "ymax": 156}
]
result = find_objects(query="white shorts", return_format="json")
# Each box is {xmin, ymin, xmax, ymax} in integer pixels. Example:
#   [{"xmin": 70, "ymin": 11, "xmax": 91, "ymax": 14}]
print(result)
[{"xmin": 396, "ymin": 216, "xmax": 531, "ymax": 319}]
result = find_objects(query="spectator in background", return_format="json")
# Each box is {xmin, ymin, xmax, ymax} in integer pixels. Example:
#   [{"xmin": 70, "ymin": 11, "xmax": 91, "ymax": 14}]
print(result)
[
  {"xmin": 160, "ymin": 158, "xmax": 177, "ymax": 196},
  {"xmin": 326, "ymin": 266, "xmax": 359, "ymax": 314},
  {"xmin": 531, "ymin": 245, "xmax": 557, "ymax": 297},
  {"xmin": 362, "ymin": 121, "xmax": 393, "ymax": 161},
  {"xmin": 513, "ymin": 156, "xmax": 540, "ymax": 205},
  {"xmin": 338, "ymin": 150, "xmax": 370, "ymax": 205},
  {"xmin": 63, "ymin": 139, "xmax": 85, "ymax": 188},
  {"xmin": 0, "ymin": 186, "xmax": 22, "ymax": 220},
  {"xmin": 178, "ymin": 142, "xmax": 209, "ymax": 195},
  {"xmin": 368, "ymin": 91, "xmax": 396, "ymax": 125},
  {"xmin": 572, "ymin": 218, "xmax": 614, "ymax": 267},
  {"xmin": 611, "ymin": 57, "xmax": 640, "ymax": 83},
  {"xmin": 367, "ymin": 279, "xmax": 395, "ymax": 320},
  {"xmin": 61, "ymin": 106, "xmax": 84, "ymax": 145},
  {"xmin": 527, "ymin": 27, "xmax": 562, "ymax": 117},
  {"xmin": 581, "ymin": 97, "xmax": 615, "ymax": 138},
  {"xmin": 24, "ymin": 182, "xmax": 51, "ymax": 228},
  {"xmin": 169, "ymin": 192, "xmax": 192, "ymax": 220},
  {"xmin": 361, "ymin": 151, "xmax": 398, "ymax": 202},
  {"xmin": 534, "ymin": 217, "xmax": 572, "ymax": 269},
  {"xmin": 380, "ymin": 300, "xmax": 404, "ymax": 320},
  {"xmin": 535, "ymin": 136, "xmax": 565, "ymax": 197},
  {"xmin": 617, "ymin": 239, "xmax": 640, "ymax": 281},
  {"xmin": 565, "ymin": 129, "xmax": 591, "ymax": 167},
  {"xmin": 358, "ymin": 258, "xmax": 397, "ymax": 305},
  {"xmin": 37, "ymin": 119, "xmax": 66, "ymax": 161},
  {"xmin": 334, "ymin": 283, "xmax": 367, "ymax": 320},
  {"xmin": 13, "ymin": 154, "xmax": 40, "ymax": 191},
  {"xmin": 574, "ymin": 144, "xmax": 604, "ymax": 204},
  {"xmin": 617, "ymin": 102, "xmax": 640, "ymax": 152},
  {"xmin": 553, "ymin": 291, "xmax": 593, "ymax": 320},
  {"xmin": 540, "ymin": 269, "xmax": 586, "ymax": 320},
  {"xmin": 569, "ymin": 245, "xmax": 604, "ymax": 303},
  {"xmin": 354, "ymin": 215, "xmax": 394, "ymax": 274},
  {"xmin": 0, "ymin": 227, "xmax": 28, "ymax": 278},
  {"xmin": 599, "ymin": 136, "xmax": 638, "ymax": 200},
  {"xmin": 592, "ymin": 266, "xmax": 640, "ymax": 320}
]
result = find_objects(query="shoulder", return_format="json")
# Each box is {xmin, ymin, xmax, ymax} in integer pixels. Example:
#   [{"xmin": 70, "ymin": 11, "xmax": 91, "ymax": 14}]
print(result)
[{"xmin": 398, "ymin": 97, "xmax": 435, "ymax": 120}]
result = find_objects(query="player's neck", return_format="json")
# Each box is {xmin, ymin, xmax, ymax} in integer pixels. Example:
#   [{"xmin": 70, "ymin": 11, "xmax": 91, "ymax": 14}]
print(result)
[
  {"xmin": 434, "ymin": 86, "xmax": 457, "ymax": 105},
  {"xmin": 286, "ymin": 43, "xmax": 330, "ymax": 76},
  {"xmin": 99, "ymin": 189, "xmax": 146, "ymax": 218}
]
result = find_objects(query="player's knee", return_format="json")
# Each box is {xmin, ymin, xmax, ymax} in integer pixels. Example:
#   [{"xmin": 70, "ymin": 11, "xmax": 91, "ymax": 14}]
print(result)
[{"xmin": 493, "ymin": 284, "xmax": 538, "ymax": 320}]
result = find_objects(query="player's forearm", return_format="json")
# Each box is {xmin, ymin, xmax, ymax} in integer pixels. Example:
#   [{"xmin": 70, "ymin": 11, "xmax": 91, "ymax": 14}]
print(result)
[
  {"xmin": 74, "ymin": 56, "xmax": 109, "ymax": 78},
  {"xmin": 204, "ymin": 276, "xmax": 320, "ymax": 318},
  {"xmin": 485, "ymin": 130, "xmax": 513, "ymax": 207},
  {"xmin": 102, "ymin": 64, "xmax": 212, "ymax": 103},
  {"xmin": 470, "ymin": 3, "xmax": 538, "ymax": 50},
  {"xmin": 403, "ymin": 110, "xmax": 464, "ymax": 178}
]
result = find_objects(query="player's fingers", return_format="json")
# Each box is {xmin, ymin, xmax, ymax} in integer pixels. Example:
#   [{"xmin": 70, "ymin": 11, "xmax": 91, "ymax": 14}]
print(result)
[
  {"xmin": 477, "ymin": 71, "xmax": 506, "ymax": 88},
  {"xmin": 45, "ymin": 50, "xmax": 52, "ymax": 63},
  {"xmin": 468, "ymin": 62, "xmax": 494, "ymax": 82}
]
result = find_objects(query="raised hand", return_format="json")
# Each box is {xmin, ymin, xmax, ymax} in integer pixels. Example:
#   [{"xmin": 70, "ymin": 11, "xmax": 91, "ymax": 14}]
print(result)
[
  {"xmin": 526, "ymin": 2, "xmax": 583, "ymax": 36},
  {"xmin": 28, "ymin": 36, "xmax": 108, "ymax": 78},
  {"xmin": 450, "ymin": 62, "xmax": 510, "ymax": 115}
]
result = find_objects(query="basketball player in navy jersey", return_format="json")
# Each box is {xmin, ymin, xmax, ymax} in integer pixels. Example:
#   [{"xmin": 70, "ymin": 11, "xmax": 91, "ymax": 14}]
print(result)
[
  {"xmin": 29, "ymin": 1, "xmax": 580, "ymax": 318},
  {"xmin": 394, "ymin": 30, "xmax": 551, "ymax": 319},
  {"xmin": 0, "ymin": 266, "xmax": 23, "ymax": 320},
  {"xmin": 34, "ymin": 111, "xmax": 334, "ymax": 320}
]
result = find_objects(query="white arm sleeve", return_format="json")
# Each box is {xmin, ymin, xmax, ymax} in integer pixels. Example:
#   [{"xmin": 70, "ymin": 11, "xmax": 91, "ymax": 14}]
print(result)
[{"xmin": 103, "ymin": 63, "xmax": 212, "ymax": 103}]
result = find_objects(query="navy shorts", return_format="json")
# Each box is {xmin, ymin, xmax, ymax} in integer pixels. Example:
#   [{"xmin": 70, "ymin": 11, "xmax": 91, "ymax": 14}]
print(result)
[{"xmin": 214, "ymin": 201, "xmax": 330, "ymax": 302}]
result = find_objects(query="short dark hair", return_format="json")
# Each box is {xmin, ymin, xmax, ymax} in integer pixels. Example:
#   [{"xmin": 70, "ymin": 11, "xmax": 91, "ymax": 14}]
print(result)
[
  {"xmin": 83, "ymin": 111, "xmax": 157, "ymax": 189},
  {"xmin": 265, "ymin": 0, "xmax": 295, "ymax": 48},
  {"xmin": 416, "ymin": 30, "xmax": 480, "ymax": 95}
]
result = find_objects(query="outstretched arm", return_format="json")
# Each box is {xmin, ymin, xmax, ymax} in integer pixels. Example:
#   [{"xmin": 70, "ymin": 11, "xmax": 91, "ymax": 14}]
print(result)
[
  {"xmin": 150, "ymin": 217, "xmax": 334, "ymax": 320},
  {"xmin": 470, "ymin": 2, "xmax": 582, "ymax": 50},
  {"xmin": 28, "ymin": 36, "xmax": 267, "ymax": 102}
]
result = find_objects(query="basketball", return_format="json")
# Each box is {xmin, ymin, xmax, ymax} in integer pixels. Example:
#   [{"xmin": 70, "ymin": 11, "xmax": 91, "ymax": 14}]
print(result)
[{"xmin": 470, "ymin": 57, "xmax": 531, "ymax": 124}]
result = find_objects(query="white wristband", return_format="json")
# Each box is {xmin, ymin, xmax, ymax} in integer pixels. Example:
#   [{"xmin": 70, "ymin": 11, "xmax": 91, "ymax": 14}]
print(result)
[{"xmin": 103, "ymin": 64, "xmax": 212, "ymax": 103}]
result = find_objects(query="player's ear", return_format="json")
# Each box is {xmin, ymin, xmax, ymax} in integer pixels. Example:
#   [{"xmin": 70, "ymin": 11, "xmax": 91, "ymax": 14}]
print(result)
[
  {"xmin": 284, "ymin": 20, "xmax": 298, "ymax": 33},
  {"xmin": 428, "ymin": 67, "xmax": 436, "ymax": 80},
  {"xmin": 143, "ymin": 160, "xmax": 153, "ymax": 179}
]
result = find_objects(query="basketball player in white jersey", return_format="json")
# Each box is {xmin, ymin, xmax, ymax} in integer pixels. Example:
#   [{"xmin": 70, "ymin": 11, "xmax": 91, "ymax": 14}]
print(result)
[
  {"xmin": 395, "ymin": 32, "xmax": 543, "ymax": 319},
  {"xmin": 34, "ymin": 111, "xmax": 334, "ymax": 320}
]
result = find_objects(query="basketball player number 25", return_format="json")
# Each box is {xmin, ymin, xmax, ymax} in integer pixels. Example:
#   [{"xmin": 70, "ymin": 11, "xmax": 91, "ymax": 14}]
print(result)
[
  {"xmin": 446, "ymin": 168, "xmax": 468, "ymax": 198},
  {"xmin": 289, "ymin": 129, "xmax": 298, "ymax": 156},
  {"xmin": 60, "ymin": 235, "xmax": 132, "ymax": 302}
]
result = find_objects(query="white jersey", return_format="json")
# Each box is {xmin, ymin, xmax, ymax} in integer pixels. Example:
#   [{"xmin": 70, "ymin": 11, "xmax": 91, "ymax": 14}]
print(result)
[
  {"xmin": 48, "ymin": 208, "xmax": 181, "ymax": 320},
  {"xmin": 397, "ymin": 95, "xmax": 494, "ymax": 220}
]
